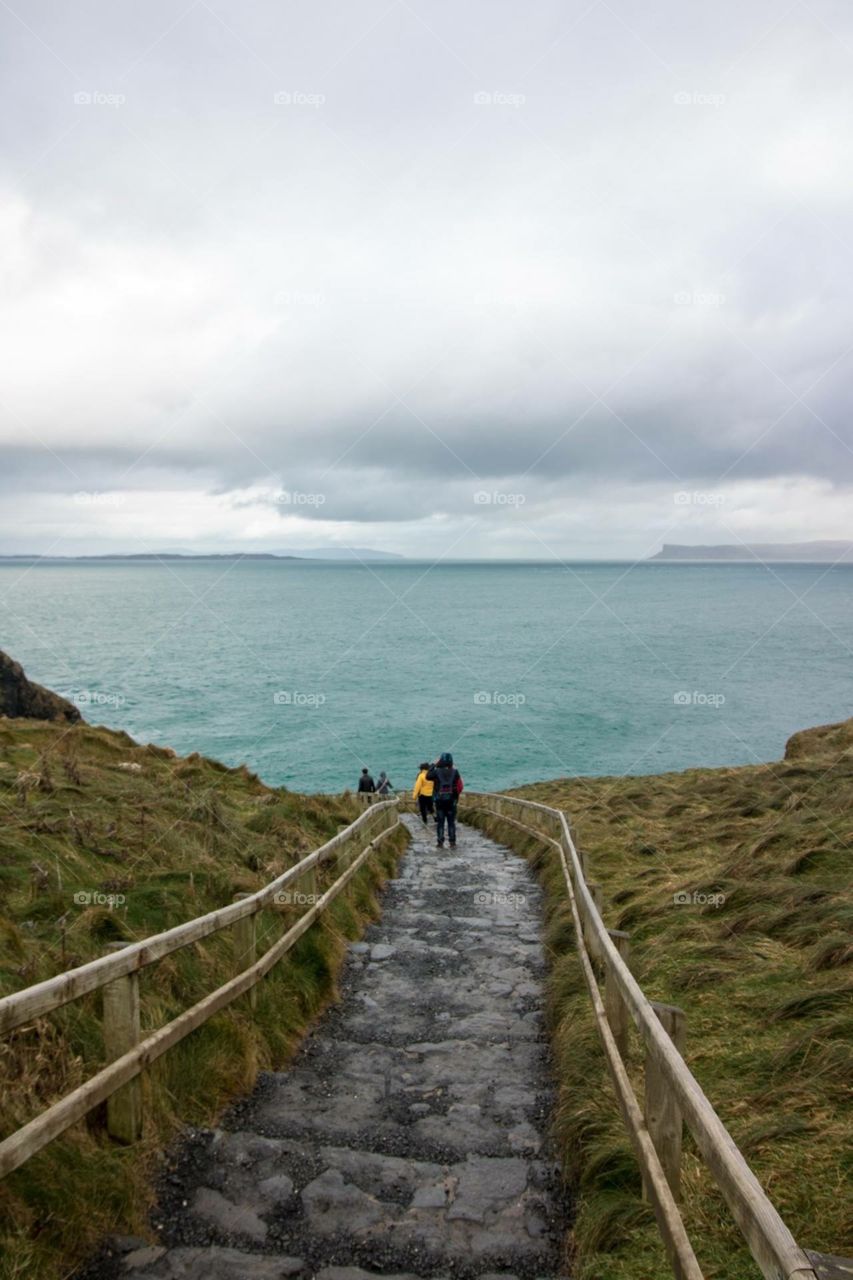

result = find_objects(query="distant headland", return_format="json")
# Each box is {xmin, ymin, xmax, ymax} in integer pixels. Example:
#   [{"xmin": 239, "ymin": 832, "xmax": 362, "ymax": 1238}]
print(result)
[
  {"xmin": 651, "ymin": 541, "xmax": 853, "ymax": 563},
  {"xmin": 0, "ymin": 552, "xmax": 295, "ymax": 561},
  {"xmin": 0, "ymin": 548, "xmax": 406, "ymax": 563}
]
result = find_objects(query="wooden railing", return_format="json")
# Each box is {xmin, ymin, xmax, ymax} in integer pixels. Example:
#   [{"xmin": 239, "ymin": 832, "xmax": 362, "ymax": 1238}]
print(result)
[
  {"xmin": 460, "ymin": 791, "xmax": 850, "ymax": 1280},
  {"xmin": 0, "ymin": 798, "xmax": 402, "ymax": 1178},
  {"xmin": 3, "ymin": 788, "xmax": 848, "ymax": 1280}
]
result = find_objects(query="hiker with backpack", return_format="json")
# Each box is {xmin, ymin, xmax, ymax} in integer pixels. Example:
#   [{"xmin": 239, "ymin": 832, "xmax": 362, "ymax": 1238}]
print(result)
[
  {"xmin": 412, "ymin": 761, "xmax": 435, "ymax": 825},
  {"xmin": 427, "ymin": 752, "xmax": 463, "ymax": 848}
]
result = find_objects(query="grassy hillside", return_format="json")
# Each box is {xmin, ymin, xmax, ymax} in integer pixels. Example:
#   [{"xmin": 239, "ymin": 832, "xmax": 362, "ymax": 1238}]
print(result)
[
  {"xmin": 0, "ymin": 717, "xmax": 407, "ymax": 1280},
  {"xmin": 476, "ymin": 719, "xmax": 853, "ymax": 1279}
]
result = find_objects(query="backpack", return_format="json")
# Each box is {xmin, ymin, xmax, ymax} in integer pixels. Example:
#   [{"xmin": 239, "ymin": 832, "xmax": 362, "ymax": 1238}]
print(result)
[{"xmin": 434, "ymin": 765, "xmax": 457, "ymax": 802}]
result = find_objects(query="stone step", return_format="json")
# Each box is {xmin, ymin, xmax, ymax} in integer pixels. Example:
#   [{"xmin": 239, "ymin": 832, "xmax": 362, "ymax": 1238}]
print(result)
[{"xmin": 104, "ymin": 819, "xmax": 568, "ymax": 1280}]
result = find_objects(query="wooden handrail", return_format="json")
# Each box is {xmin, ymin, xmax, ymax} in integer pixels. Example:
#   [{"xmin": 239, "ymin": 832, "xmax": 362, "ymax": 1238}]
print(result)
[
  {"xmin": 553, "ymin": 825, "xmax": 703, "ymax": 1280},
  {"xmin": 0, "ymin": 799, "xmax": 397, "ymax": 1035},
  {"xmin": 460, "ymin": 791, "xmax": 838, "ymax": 1280},
  {"xmin": 0, "ymin": 799, "xmax": 402, "ymax": 1176},
  {"xmin": 4, "ymin": 785, "xmax": 845, "ymax": 1280}
]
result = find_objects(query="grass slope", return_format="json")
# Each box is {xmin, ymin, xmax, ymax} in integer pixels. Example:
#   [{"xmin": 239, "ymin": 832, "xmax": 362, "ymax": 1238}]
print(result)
[
  {"xmin": 484, "ymin": 719, "xmax": 852, "ymax": 1279},
  {"xmin": 0, "ymin": 718, "xmax": 407, "ymax": 1280}
]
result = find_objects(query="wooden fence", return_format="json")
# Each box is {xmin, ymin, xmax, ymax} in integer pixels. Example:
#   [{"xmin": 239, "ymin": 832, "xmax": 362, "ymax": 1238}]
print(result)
[
  {"xmin": 2, "ymin": 788, "xmax": 848, "ymax": 1280},
  {"xmin": 0, "ymin": 797, "xmax": 401, "ymax": 1179},
  {"xmin": 460, "ymin": 791, "xmax": 851, "ymax": 1280}
]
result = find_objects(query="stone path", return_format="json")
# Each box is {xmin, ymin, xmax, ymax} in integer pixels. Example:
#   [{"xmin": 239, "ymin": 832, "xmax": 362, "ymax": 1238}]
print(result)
[{"xmin": 105, "ymin": 815, "xmax": 568, "ymax": 1280}]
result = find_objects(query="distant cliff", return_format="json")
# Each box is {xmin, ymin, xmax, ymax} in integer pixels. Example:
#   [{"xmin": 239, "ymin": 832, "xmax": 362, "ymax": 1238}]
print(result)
[
  {"xmin": 651, "ymin": 541, "xmax": 853, "ymax": 562},
  {"xmin": 0, "ymin": 650, "xmax": 82, "ymax": 722}
]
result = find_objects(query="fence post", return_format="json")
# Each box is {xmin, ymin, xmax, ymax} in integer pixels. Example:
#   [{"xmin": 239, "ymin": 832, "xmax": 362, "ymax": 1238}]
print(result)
[
  {"xmin": 586, "ymin": 882, "xmax": 605, "ymax": 965},
  {"xmin": 559, "ymin": 833, "xmax": 574, "ymax": 884},
  {"xmin": 103, "ymin": 941, "xmax": 142, "ymax": 1144},
  {"xmin": 644, "ymin": 1001, "xmax": 686, "ymax": 1202},
  {"xmin": 232, "ymin": 894, "xmax": 257, "ymax": 1012},
  {"xmin": 605, "ymin": 929, "xmax": 631, "ymax": 1059},
  {"xmin": 339, "ymin": 832, "xmax": 356, "ymax": 901},
  {"xmin": 298, "ymin": 857, "xmax": 319, "ymax": 919}
]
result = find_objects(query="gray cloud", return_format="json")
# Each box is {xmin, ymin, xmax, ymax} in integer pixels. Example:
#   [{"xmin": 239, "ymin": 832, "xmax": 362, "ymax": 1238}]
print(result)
[{"xmin": 1, "ymin": 0, "xmax": 852, "ymax": 555}]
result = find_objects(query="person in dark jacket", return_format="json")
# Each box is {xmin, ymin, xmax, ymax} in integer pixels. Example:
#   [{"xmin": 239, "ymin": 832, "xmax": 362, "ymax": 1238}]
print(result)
[
  {"xmin": 357, "ymin": 767, "xmax": 376, "ymax": 794},
  {"xmin": 376, "ymin": 771, "xmax": 393, "ymax": 795},
  {"xmin": 426, "ymin": 752, "xmax": 463, "ymax": 848}
]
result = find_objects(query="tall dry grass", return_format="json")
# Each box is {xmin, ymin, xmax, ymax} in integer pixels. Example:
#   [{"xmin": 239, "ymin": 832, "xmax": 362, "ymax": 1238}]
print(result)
[{"xmin": 0, "ymin": 718, "xmax": 407, "ymax": 1279}]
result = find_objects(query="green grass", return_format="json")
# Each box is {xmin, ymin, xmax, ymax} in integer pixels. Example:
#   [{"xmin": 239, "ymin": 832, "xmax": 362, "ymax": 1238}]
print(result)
[
  {"xmin": 469, "ymin": 717, "xmax": 853, "ymax": 1280},
  {"xmin": 0, "ymin": 717, "xmax": 408, "ymax": 1280}
]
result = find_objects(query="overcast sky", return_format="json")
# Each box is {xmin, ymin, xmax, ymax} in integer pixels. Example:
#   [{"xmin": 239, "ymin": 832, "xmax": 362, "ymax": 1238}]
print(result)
[{"xmin": 2, "ymin": 0, "xmax": 852, "ymax": 558}]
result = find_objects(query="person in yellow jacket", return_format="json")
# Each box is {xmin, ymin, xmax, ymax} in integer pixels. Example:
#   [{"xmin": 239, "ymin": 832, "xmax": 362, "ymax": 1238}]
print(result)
[{"xmin": 413, "ymin": 761, "xmax": 435, "ymax": 826}]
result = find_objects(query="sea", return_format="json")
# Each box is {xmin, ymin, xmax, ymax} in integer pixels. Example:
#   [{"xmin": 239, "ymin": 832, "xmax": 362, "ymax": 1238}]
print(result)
[{"xmin": 1, "ymin": 559, "xmax": 850, "ymax": 793}]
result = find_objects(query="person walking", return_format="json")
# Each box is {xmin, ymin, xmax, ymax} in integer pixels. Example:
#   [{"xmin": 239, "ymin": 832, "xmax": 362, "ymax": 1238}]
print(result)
[
  {"xmin": 376, "ymin": 771, "xmax": 393, "ymax": 795},
  {"xmin": 427, "ymin": 752, "xmax": 463, "ymax": 848},
  {"xmin": 412, "ymin": 761, "xmax": 435, "ymax": 825},
  {"xmin": 357, "ymin": 767, "xmax": 376, "ymax": 795}
]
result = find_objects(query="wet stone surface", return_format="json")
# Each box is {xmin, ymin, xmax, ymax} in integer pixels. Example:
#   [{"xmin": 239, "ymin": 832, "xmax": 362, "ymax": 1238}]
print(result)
[{"xmin": 81, "ymin": 816, "xmax": 569, "ymax": 1279}]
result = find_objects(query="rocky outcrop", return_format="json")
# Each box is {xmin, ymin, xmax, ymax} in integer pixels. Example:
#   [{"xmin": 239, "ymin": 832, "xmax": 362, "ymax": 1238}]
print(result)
[
  {"xmin": 784, "ymin": 717, "xmax": 853, "ymax": 762},
  {"xmin": 0, "ymin": 650, "xmax": 82, "ymax": 723}
]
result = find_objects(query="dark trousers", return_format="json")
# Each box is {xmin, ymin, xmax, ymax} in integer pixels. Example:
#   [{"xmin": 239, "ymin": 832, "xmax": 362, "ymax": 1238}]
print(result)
[
  {"xmin": 435, "ymin": 800, "xmax": 456, "ymax": 844},
  {"xmin": 418, "ymin": 794, "xmax": 434, "ymax": 824}
]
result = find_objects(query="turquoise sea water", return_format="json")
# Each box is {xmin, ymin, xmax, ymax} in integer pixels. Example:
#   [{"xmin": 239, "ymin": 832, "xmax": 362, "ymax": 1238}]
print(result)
[{"xmin": 0, "ymin": 560, "xmax": 851, "ymax": 792}]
